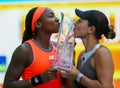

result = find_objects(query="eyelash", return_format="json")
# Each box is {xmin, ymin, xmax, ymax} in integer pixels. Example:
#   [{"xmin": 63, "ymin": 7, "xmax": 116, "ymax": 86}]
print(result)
[
  {"xmin": 49, "ymin": 14, "xmax": 54, "ymax": 17},
  {"xmin": 77, "ymin": 20, "xmax": 82, "ymax": 23},
  {"xmin": 79, "ymin": 20, "xmax": 82, "ymax": 22}
]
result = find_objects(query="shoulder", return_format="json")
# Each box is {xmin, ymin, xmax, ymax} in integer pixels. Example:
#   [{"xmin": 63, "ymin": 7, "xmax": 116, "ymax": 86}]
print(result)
[
  {"xmin": 11, "ymin": 42, "xmax": 33, "ymax": 67},
  {"xmin": 94, "ymin": 45, "xmax": 111, "ymax": 57},
  {"xmin": 13, "ymin": 42, "xmax": 32, "ymax": 56},
  {"xmin": 94, "ymin": 45, "xmax": 113, "ymax": 65}
]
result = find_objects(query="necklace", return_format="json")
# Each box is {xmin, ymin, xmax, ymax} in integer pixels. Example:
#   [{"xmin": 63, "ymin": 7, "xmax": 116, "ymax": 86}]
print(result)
[{"xmin": 32, "ymin": 38, "xmax": 52, "ymax": 52}]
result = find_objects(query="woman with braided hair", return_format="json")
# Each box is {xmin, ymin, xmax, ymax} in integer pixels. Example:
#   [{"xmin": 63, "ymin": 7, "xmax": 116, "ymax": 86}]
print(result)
[{"xmin": 3, "ymin": 7, "xmax": 64, "ymax": 88}]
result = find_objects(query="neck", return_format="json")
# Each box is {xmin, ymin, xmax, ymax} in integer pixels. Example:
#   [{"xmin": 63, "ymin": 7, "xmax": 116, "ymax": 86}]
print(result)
[
  {"xmin": 82, "ymin": 37, "xmax": 99, "ymax": 52},
  {"xmin": 32, "ymin": 37, "xmax": 52, "ymax": 51}
]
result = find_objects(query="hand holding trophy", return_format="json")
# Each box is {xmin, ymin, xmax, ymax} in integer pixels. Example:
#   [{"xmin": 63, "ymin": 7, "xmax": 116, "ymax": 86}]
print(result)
[{"xmin": 54, "ymin": 12, "xmax": 75, "ymax": 69}]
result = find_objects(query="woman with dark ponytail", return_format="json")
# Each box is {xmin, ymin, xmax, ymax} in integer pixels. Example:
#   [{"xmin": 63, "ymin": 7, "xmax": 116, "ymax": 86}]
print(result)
[
  {"xmin": 3, "ymin": 7, "xmax": 64, "ymax": 88},
  {"xmin": 59, "ymin": 9, "xmax": 115, "ymax": 88}
]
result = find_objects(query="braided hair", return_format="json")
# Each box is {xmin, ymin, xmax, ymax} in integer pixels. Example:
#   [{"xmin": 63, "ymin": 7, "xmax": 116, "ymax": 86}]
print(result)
[{"xmin": 22, "ymin": 7, "xmax": 37, "ymax": 43}]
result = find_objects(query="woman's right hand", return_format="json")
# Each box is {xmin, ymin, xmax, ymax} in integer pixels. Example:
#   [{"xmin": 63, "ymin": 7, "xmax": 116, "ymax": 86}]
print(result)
[{"xmin": 41, "ymin": 68, "xmax": 57, "ymax": 83}]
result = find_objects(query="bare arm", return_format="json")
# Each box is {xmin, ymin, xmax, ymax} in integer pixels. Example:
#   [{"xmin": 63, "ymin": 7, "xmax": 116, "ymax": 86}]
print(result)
[
  {"xmin": 3, "ymin": 42, "xmax": 61, "ymax": 88},
  {"xmin": 3, "ymin": 43, "xmax": 33, "ymax": 88},
  {"xmin": 80, "ymin": 46, "xmax": 114, "ymax": 88}
]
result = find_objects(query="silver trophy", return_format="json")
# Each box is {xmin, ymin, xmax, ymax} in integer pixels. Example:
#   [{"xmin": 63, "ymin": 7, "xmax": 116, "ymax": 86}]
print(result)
[{"xmin": 54, "ymin": 12, "xmax": 74, "ymax": 69}]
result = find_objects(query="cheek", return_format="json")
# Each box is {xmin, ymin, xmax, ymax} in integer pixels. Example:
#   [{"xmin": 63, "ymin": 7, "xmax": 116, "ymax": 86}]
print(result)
[
  {"xmin": 74, "ymin": 24, "xmax": 88, "ymax": 37},
  {"xmin": 80, "ymin": 24, "xmax": 87, "ymax": 30},
  {"xmin": 74, "ymin": 25, "xmax": 82, "ymax": 37},
  {"xmin": 47, "ymin": 20, "xmax": 56, "ymax": 27},
  {"xmin": 45, "ymin": 20, "xmax": 59, "ymax": 32},
  {"xmin": 43, "ymin": 20, "xmax": 53, "ymax": 28}
]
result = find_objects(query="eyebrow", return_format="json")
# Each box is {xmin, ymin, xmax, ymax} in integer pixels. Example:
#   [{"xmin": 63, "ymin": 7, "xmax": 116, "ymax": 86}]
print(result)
[
  {"xmin": 49, "ymin": 11, "xmax": 54, "ymax": 14},
  {"xmin": 48, "ymin": 11, "xmax": 55, "ymax": 16}
]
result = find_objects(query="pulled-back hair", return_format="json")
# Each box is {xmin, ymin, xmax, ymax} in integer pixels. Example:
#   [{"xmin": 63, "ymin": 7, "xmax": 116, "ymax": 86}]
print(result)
[
  {"xmin": 104, "ymin": 25, "xmax": 116, "ymax": 39},
  {"xmin": 91, "ymin": 11, "xmax": 116, "ymax": 39},
  {"xmin": 22, "ymin": 7, "xmax": 37, "ymax": 43},
  {"xmin": 75, "ymin": 8, "xmax": 116, "ymax": 40}
]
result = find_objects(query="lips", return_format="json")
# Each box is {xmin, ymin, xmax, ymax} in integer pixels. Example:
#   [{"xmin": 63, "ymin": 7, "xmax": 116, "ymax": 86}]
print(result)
[
  {"xmin": 73, "ymin": 27, "xmax": 76, "ymax": 31},
  {"xmin": 54, "ymin": 22, "xmax": 60, "ymax": 31},
  {"xmin": 57, "ymin": 22, "xmax": 60, "ymax": 25},
  {"xmin": 56, "ymin": 22, "xmax": 60, "ymax": 28}
]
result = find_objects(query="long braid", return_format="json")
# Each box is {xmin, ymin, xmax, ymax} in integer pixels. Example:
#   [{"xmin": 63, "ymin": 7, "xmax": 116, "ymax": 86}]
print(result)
[{"xmin": 22, "ymin": 7, "xmax": 37, "ymax": 43}]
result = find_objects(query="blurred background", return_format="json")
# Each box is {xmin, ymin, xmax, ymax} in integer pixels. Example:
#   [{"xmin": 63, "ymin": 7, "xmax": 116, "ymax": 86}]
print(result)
[{"xmin": 0, "ymin": 0, "xmax": 120, "ymax": 88}]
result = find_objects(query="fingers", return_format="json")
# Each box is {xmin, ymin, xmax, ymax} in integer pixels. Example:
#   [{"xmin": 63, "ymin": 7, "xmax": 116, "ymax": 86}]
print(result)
[
  {"xmin": 72, "ymin": 65, "xmax": 76, "ymax": 69},
  {"xmin": 47, "ymin": 68, "xmax": 57, "ymax": 79},
  {"xmin": 61, "ymin": 71, "xmax": 69, "ymax": 78},
  {"xmin": 48, "ymin": 68, "xmax": 57, "ymax": 73},
  {"xmin": 48, "ymin": 74, "xmax": 57, "ymax": 79},
  {"xmin": 57, "ymin": 67, "xmax": 68, "ymax": 72}
]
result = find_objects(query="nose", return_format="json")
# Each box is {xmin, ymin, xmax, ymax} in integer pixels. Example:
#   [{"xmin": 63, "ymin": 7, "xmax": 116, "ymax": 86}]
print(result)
[
  {"xmin": 55, "ymin": 17, "xmax": 59, "ymax": 22},
  {"xmin": 74, "ymin": 21, "xmax": 77, "ymax": 26}
]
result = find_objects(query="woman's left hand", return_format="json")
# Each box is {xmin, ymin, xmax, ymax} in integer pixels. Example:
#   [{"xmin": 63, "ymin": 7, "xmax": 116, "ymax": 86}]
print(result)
[{"xmin": 58, "ymin": 66, "xmax": 80, "ymax": 79}]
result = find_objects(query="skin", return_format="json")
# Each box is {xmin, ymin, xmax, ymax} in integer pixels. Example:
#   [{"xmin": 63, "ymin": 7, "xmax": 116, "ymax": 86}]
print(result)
[
  {"xmin": 59, "ymin": 18, "xmax": 114, "ymax": 88},
  {"xmin": 3, "ymin": 8, "xmax": 60, "ymax": 88}
]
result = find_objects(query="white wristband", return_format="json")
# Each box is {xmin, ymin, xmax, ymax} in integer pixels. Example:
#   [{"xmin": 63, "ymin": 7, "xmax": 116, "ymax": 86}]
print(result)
[{"xmin": 76, "ymin": 73, "xmax": 84, "ymax": 82}]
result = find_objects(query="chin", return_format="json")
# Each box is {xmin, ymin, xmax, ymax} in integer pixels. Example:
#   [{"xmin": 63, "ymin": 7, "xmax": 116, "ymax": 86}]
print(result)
[
  {"xmin": 54, "ymin": 30, "xmax": 59, "ymax": 33},
  {"xmin": 74, "ymin": 34, "xmax": 77, "ymax": 37},
  {"xmin": 74, "ymin": 35, "xmax": 80, "ymax": 38}
]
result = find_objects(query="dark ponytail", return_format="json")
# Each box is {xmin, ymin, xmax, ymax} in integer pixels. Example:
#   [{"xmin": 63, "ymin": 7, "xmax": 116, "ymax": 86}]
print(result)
[
  {"xmin": 104, "ymin": 25, "xmax": 116, "ymax": 39},
  {"xmin": 22, "ymin": 7, "xmax": 37, "ymax": 43}
]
